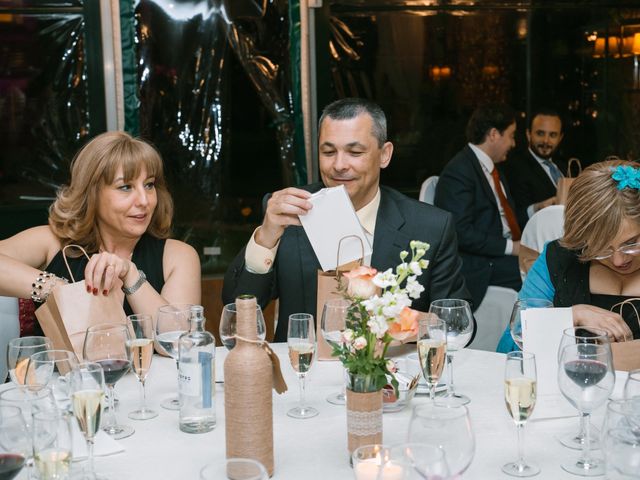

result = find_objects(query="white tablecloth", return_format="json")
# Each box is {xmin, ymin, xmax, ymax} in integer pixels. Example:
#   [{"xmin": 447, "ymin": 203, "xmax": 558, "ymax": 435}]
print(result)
[{"xmin": 45, "ymin": 345, "xmax": 628, "ymax": 479}]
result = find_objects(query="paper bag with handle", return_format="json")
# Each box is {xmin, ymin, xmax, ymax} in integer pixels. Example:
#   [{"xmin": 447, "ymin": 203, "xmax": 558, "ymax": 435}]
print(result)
[
  {"xmin": 609, "ymin": 299, "xmax": 640, "ymax": 371},
  {"xmin": 35, "ymin": 245, "xmax": 127, "ymax": 359},
  {"xmin": 556, "ymin": 157, "xmax": 582, "ymax": 205},
  {"xmin": 316, "ymin": 235, "xmax": 364, "ymax": 361}
]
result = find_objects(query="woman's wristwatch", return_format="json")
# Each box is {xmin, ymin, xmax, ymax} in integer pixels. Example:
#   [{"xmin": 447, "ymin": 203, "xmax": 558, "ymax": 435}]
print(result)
[{"xmin": 122, "ymin": 270, "xmax": 147, "ymax": 295}]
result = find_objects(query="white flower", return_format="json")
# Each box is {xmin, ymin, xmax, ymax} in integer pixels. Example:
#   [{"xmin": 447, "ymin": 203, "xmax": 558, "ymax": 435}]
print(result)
[
  {"xmin": 367, "ymin": 315, "xmax": 389, "ymax": 338},
  {"xmin": 373, "ymin": 268, "xmax": 397, "ymax": 289},
  {"xmin": 412, "ymin": 241, "xmax": 430, "ymax": 252},
  {"xmin": 342, "ymin": 329, "xmax": 354, "ymax": 344},
  {"xmin": 408, "ymin": 261, "xmax": 422, "ymax": 276},
  {"xmin": 353, "ymin": 336, "xmax": 368, "ymax": 350},
  {"xmin": 362, "ymin": 295, "xmax": 384, "ymax": 314},
  {"xmin": 399, "ymin": 250, "xmax": 409, "ymax": 261},
  {"xmin": 419, "ymin": 259, "xmax": 430, "ymax": 269},
  {"xmin": 395, "ymin": 262, "xmax": 409, "ymax": 277},
  {"xmin": 405, "ymin": 275, "xmax": 425, "ymax": 299},
  {"xmin": 386, "ymin": 359, "xmax": 397, "ymax": 373}
]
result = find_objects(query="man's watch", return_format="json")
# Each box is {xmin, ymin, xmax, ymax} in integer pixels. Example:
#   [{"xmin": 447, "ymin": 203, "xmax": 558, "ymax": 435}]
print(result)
[{"xmin": 122, "ymin": 270, "xmax": 147, "ymax": 295}]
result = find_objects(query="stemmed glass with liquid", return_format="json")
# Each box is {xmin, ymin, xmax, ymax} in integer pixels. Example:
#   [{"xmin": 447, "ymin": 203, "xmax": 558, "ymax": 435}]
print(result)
[
  {"xmin": 7, "ymin": 336, "xmax": 53, "ymax": 386},
  {"xmin": 69, "ymin": 362, "xmax": 106, "ymax": 480},
  {"xmin": 32, "ymin": 410, "xmax": 72, "ymax": 480},
  {"xmin": 220, "ymin": 303, "xmax": 266, "ymax": 350},
  {"xmin": 417, "ymin": 316, "xmax": 447, "ymax": 402},
  {"xmin": 557, "ymin": 327, "xmax": 609, "ymax": 450},
  {"xmin": 25, "ymin": 350, "xmax": 78, "ymax": 408},
  {"xmin": 155, "ymin": 304, "xmax": 192, "ymax": 410},
  {"xmin": 287, "ymin": 313, "xmax": 318, "ymax": 419},
  {"xmin": 429, "ymin": 299, "xmax": 473, "ymax": 406},
  {"xmin": 126, "ymin": 314, "xmax": 158, "ymax": 420},
  {"xmin": 83, "ymin": 323, "xmax": 133, "ymax": 440},
  {"xmin": 0, "ymin": 405, "xmax": 30, "ymax": 480},
  {"xmin": 320, "ymin": 298, "xmax": 350, "ymax": 405},
  {"xmin": 502, "ymin": 351, "xmax": 538, "ymax": 477},
  {"xmin": 558, "ymin": 342, "xmax": 615, "ymax": 476},
  {"xmin": 509, "ymin": 299, "xmax": 553, "ymax": 349}
]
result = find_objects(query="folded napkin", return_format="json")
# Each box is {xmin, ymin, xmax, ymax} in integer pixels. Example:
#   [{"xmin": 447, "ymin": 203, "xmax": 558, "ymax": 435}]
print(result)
[{"xmin": 71, "ymin": 420, "xmax": 124, "ymax": 460}]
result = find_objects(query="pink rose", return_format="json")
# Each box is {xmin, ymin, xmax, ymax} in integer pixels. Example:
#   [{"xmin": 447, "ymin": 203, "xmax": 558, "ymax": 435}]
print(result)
[
  {"xmin": 353, "ymin": 336, "xmax": 368, "ymax": 350},
  {"xmin": 342, "ymin": 266, "xmax": 379, "ymax": 298}
]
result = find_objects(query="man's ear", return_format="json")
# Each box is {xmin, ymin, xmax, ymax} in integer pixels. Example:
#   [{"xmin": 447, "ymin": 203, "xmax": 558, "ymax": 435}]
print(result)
[{"xmin": 380, "ymin": 141, "xmax": 393, "ymax": 169}]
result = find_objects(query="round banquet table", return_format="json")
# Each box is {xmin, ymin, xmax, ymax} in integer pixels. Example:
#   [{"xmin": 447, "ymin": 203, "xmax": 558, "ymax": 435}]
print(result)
[{"xmin": 21, "ymin": 344, "xmax": 628, "ymax": 479}]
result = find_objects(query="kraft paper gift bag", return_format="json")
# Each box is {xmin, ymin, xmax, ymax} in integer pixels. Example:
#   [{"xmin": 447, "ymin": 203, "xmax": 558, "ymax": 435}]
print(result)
[
  {"xmin": 610, "ymin": 299, "xmax": 640, "ymax": 371},
  {"xmin": 35, "ymin": 245, "xmax": 127, "ymax": 359},
  {"xmin": 556, "ymin": 157, "xmax": 582, "ymax": 205}
]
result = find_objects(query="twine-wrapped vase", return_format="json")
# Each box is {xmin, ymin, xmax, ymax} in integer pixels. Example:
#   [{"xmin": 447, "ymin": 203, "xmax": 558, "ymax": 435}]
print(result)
[{"xmin": 346, "ymin": 373, "xmax": 383, "ymax": 454}]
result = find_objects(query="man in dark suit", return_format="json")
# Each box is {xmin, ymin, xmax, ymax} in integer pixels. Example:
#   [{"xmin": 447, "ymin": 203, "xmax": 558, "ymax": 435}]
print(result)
[
  {"xmin": 434, "ymin": 104, "xmax": 523, "ymax": 308},
  {"xmin": 505, "ymin": 108, "xmax": 566, "ymax": 220},
  {"xmin": 223, "ymin": 98, "xmax": 471, "ymax": 342}
]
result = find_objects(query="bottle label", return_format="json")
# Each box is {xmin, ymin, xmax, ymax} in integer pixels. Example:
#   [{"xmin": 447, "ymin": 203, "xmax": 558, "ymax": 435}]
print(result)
[{"xmin": 179, "ymin": 362, "xmax": 201, "ymax": 396}]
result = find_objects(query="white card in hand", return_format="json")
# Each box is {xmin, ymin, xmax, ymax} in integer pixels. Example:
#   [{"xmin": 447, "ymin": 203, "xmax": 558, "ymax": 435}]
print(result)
[
  {"xmin": 298, "ymin": 185, "xmax": 372, "ymax": 271},
  {"xmin": 522, "ymin": 307, "xmax": 573, "ymax": 397}
]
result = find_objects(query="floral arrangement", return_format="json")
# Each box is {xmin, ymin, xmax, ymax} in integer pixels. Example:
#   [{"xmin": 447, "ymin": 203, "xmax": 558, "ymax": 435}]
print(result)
[
  {"xmin": 611, "ymin": 165, "xmax": 640, "ymax": 190},
  {"xmin": 331, "ymin": 241, "xmax": 430, "ymax": 393}
]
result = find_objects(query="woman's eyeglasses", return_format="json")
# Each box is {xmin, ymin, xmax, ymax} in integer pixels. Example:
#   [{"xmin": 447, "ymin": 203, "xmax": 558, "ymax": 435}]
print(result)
[{"xmin": 592, "ymin": 242, "xmax": 640, "ymax": 260}]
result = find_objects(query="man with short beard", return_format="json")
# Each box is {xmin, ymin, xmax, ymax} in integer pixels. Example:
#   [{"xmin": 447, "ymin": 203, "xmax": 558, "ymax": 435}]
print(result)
[{"xmin": 505, "ymin": 108, "xmax": 567, "ymax": 221}]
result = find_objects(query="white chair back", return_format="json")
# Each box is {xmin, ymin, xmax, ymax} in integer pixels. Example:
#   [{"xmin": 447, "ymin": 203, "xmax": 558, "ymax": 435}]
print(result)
[
  {"xmin": 0, "ymin": 296, "xmax": 20, "ymax": 383},
  {"xmin": 419, "ymin": 176, "xmax": 439, "ymax": 205},
  {"xmin": 470, "ymin": 286, "xmax": 518, "ymax": 352},
  {"xmin": 520, "ymin": 205, "xmax": 565, "ymax": 252}
]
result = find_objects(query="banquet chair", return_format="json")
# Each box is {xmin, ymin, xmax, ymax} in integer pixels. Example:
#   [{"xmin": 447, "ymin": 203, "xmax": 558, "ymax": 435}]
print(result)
[
  {"xmin": 519, "ymin": 205, "xmax": 565, "ymax": 280},
  {"xmin": 0, "ymin": 296, "xmax": 20, "ymax": 383},
  {"xmin": 418, "ymin": 176, "xmax": 439, "ymax": 205},
  {"xmin": 470, "ymin": 286, "xmax": 518, "ymax": 352}
]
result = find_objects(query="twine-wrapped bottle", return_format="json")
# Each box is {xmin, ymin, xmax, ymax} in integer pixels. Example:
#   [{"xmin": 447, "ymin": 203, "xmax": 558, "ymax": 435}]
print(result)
[{"xmin": 224, "ymin": 295, "xmax": 274, "ymax": 476}]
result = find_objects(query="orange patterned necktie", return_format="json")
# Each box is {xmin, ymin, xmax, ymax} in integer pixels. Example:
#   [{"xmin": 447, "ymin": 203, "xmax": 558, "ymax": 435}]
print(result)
[{"xmin": 490, "ymin": 168, "xmax": 521, "ymax": 241}]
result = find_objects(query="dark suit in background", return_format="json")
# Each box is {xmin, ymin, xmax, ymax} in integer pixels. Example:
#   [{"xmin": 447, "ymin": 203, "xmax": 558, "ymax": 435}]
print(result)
[
  {"xmin": 434, "ymin": 145, "xmax": 523, "ymax": 308},
  {"xmin": 223, "ymin": 184, "xmax": 472, "ymax": 342}
]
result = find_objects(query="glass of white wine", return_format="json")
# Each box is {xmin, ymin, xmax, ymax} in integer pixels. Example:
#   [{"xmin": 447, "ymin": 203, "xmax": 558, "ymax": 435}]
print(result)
[
  {"xmin": 69, "ymin": 362, "xmax": 106, "ymax": 480},
  {"xmin": 126, "ymin": 314, "xmax": 158, "ymax": 420},
  {"xmin": 32, "ymin": 410, "xmax": 72, "ymax": 480},
  {"xmin": 502, "ymin": 351, "xmax": 538, "ymax": 477},
  {"xmin": 287, "ymin": 313, "xmax": 318, "ymax": 419},
  {"xmin": 417, "ymin": 315, "xmax": 447, "ymax": 402}
]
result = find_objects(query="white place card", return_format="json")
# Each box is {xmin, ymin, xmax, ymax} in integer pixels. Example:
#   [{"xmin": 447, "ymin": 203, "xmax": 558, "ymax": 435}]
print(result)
[{"xmin": 298, "ymin": 185, "xmax": 372, "ymax": 271}]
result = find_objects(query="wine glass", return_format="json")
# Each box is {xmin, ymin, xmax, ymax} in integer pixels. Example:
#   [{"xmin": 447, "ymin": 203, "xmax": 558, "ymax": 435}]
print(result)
[
  {"xmin": 83, "ymin": 323, "xmax": 133, "ymax": 440},
  {"xmin": 287, "ymin": 313, "xmax": 318, "ymax": 419},
  {"xmin": 25, "ymin": 350, "xmax": 78, "ymax": 408},
  {"xmin": 352, "ymin": 444, "xmax": 409, "ymax": 480},
  {"xmin": 219, "ymin": 303, "xmax": 266, "ymax": 350},
  {"xmin": 389, "ymin": 443, "xmax": 450, "ymax": 479},
  {"xmin": 32, "ymin": 410, "xmax": 72, "ymax": 480},
  {"xmin": 7, "ymin": 336, "xmax": 53, "ymax": 386},
  {"xmin": 509, "ymin": 299, "xmax": 553, "ymax": 349},
  {"xmin": 417, "ymin": 315, "xmax": 447, "ymax": 402},
  {"xmin": 502, "ymin": 351, "xmax": 539, "ymax": 477},
  {"xmin": 69, "ymin": 362, "xmax": 105, "ymax": 480},
  {"xmin": 407, "ymin": 403, "xmax": 475, "ymax": 477},
  {"xmin": 0, "ymin": 406, "xmax": 31, "ymax": 480},
  {"xmin": 429, "ymin": 299, "xmax": 473, "ymax": 406},
  {"xmin": 126, "ymin": 314, "xmax": 158, "ymax": 420},
  {"xmin": 200, "ymin": 458, "xmax": 269, "ymax": 480},
  {"xmin": 558, "ymin": 342, "xmax": 615, "ymax": 476},
  {"xmin": 557, "ymin": 327, "xmax": 609, "ymax": 450},
  {"xmin": 156, "ymin": 303, "xmax": 192, "ymax": 410},
  {"xmin": 320, "ymin": 298, "xmax": 350, "ymax": 405},
  {"xmin": 624, "ymin": 369, "xmax": 640, "ymax": 399}
]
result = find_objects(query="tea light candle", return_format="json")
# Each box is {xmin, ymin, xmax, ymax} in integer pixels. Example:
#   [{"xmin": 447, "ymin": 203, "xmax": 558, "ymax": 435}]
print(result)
[{"xmin": 354, "ymin": 460, "xmax": 405, "ymax": 480}]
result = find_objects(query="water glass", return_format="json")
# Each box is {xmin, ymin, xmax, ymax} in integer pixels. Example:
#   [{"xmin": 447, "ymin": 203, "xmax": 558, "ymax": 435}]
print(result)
[
  {"xmin": 200, "ymin": 458, "xmax": 268, "ymax": 480},
  {"xmin": 624, "ymin": 369, "xmax": 640, "ymax": 399},
  {"xmin": 219, "ymin": 302, "xmax": 266, "ymax": 350},
  {"xmin": 389, "ymin": 443, "xmax": 450, "ymax": 479},
  {"xmin": 7, "ymin": 336, "xmax": 53, "ymax": 386},
  {"xmin": 602, "ymin": 427, "xmax": 640, "ymax": 479},
  {"xmin": 320, "ymin": 298, "xmax": 350, "ymax": 405},
  {"xmin": 25, "ymin": 350, "xmax": 78, "ymax": 408}
]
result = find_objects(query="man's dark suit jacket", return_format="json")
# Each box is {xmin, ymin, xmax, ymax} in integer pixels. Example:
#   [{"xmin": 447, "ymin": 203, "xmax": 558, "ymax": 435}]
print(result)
[
  {"xmin": 223, "ymin": 184, "xmax": 472, "ymax": 342},
  {"xmin": 504, "ymin": 150, "xmax": 566, "ymax": 219},
  {"xmin": 434, "ymin": 145, "xmax": 523, "ymax": 308}
]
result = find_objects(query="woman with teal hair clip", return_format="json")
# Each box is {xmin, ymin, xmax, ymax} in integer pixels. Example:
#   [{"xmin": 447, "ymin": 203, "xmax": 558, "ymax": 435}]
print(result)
[{"xmin": 497, "ymin": 159, "xmax": 637, "ymax": 352}]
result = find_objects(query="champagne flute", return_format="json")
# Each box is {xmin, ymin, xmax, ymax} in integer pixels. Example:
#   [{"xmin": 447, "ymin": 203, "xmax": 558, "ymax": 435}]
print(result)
[
  {"xmin": 156, "ymin": 304, "xmax": 192, "ymax": 410},
  {"xmin": 502, "ymin": 351, "xmax": 538, "ymax": 477},
  {"xmin": 25, "ymin": 350, "xmax": 78, "ymax": 408},
  {"xmin": 624, "ymin": 369, "xmax": 640, "ymax": 399},
  {"xmin": 7, "ymin": 336, "xmax": 53, "ymax": 386},
  {"xmin": 219, "ymin": 303, "xmax": 266, "ymax": 350},
  {"xmin": 407, "ymin": 403, "xmax": 475, "ymax": 477},
  {"xmin": 509, "ymin": 299, "xmax": 552, "ymax": 350},
  {"xmin": 417, "ymin": 316, "xmax": 447, "ymax": 402},
  {"xmin": 0, "ymin": 406, "xmax": 31, "ymax": 480},
  {"xmin": 320, "ymin": 298, "xmax": 350, "ymax": 405},
  {"xmin": 32, "ymin": 410, "xmax": 72, "ymax": 480},
  {"xmin": 287, "ymin": 313, "xmax": 318, "ymax": 419},
  {"xmin": 83, "ymin": 323, "xmax": 133, "ymax": 440},
  {"xmin": 126, "ymin": 314, "xmax": 158, "ymax": 420},
  {"xmin": 429, "ymin": 299, "xmax": 473, "ymax": 406},
  {"xmin": 69, "ymin": 362, "xmax": 105, "ymax": 480},
  {"xmin": 558, "ymin": 342, "xmax": 615, "ymax": 476},
  {"xmin": 557, "ymin": 327, "xmax": 609, "ymax": 450}
]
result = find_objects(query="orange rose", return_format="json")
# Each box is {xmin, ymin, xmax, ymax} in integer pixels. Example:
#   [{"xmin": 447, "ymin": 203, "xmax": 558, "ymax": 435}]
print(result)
[
  {"xmin": 388, "ymin": 307, "xmax": 419, "ymax": 342},
  {"xmin": 342, "ymin": 266, "xmax": 379, "ymax": 298}
]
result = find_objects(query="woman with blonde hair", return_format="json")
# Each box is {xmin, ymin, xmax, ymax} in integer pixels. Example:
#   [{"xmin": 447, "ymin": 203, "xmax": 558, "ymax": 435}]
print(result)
[
  {"xmin": 0, "ymin": 131, "xmax": 200, "ymax": 333},
  {"xmin": 497, "ymin": 159, "xmax": 635, "ymax": 352}
]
